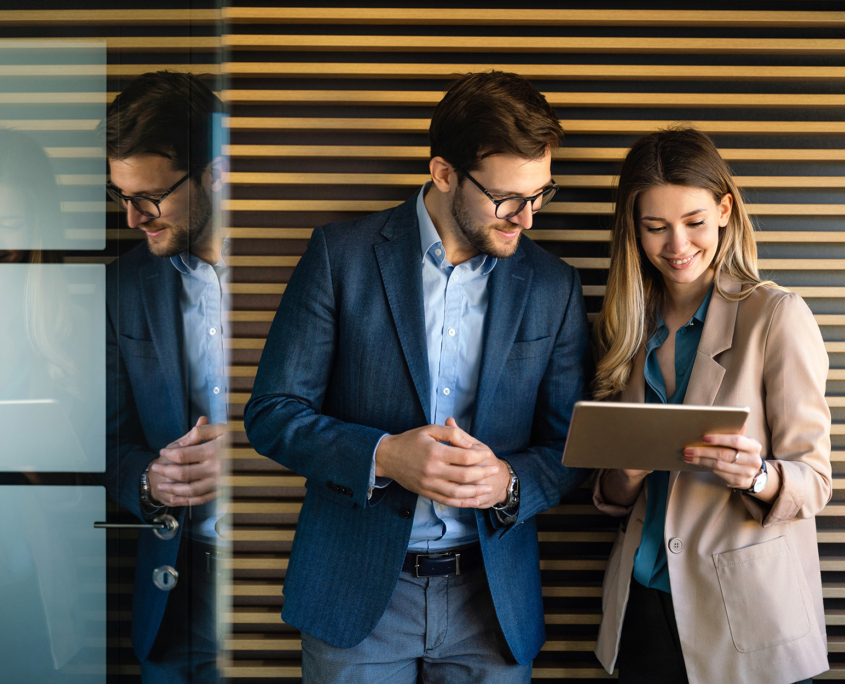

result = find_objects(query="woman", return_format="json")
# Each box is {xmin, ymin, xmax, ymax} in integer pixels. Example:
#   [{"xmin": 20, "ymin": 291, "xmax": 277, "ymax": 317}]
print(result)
[{"xmin": 591, "ymin": 127, "xmax": 831, "ymax": 684}]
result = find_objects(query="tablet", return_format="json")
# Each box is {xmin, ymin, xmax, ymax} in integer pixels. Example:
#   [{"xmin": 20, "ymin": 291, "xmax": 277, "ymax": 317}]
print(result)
[{"xmin": 562, "ymin": 401, "xmax": 750, "ymax": 471}]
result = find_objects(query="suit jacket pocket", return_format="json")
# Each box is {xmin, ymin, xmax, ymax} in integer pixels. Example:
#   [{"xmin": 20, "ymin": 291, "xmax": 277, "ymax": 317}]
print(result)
[
  {"xmin": 508, "ymin": 336, "xmax": 551, "ymax": 361},
  {"xmin": 119, "ymin": 335, "xmax": 158, "ymax": 359},
  {"xmin": 713, "ymin": 535, "xmax": 810, "ymax": 653}
]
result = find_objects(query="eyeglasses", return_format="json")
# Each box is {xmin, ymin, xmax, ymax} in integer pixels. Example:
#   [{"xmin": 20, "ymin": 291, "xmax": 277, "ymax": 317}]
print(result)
[
  {"xmin": 452, "ymin": 164, "xmax": 558, "ymax": 220},
  {"xmin": 106, "ymin": 166, "xmax": 203, "ymax": 219}
]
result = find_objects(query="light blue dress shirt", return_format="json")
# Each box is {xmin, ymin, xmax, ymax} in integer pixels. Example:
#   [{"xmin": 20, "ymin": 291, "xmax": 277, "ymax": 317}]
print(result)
[
  {"xmin": 170, "ymin": 244, "xmax": 230, "ymax": 544},
  {"xmin": 371, "ymin": 183, "xmax": 498, "ymax": 551},
  {"xmin": 632, "ymin": 285, "xmax": 713, "ymax": 594}
]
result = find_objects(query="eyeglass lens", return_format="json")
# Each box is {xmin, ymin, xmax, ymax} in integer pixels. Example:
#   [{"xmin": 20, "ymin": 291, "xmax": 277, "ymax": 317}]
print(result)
[
  {"xmin": 106, "ymin": 187, "xmax": 161, "ymax": 219},
  {"xmin": 495, "ymin": 187, "xmax": 556, "ymax": 219}
]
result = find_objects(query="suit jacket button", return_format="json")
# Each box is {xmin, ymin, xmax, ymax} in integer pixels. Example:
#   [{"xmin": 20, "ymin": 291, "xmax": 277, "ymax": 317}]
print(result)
[
  {"xmin": 668, "ymin": 537, "xmax": 684, "ymax": 554},
  {"xmin": 343, "ymin": 487, "xmax": 353, "ymax": 497},
  {"xmin": 399, "ymin": 508, "xmax": 412, "ymax": 519}
]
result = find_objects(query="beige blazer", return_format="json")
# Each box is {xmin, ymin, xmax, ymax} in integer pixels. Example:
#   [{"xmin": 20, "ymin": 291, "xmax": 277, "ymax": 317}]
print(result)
[{"xmin": 593, "ymin": 277, "xmax": 832, "ymax": 684}]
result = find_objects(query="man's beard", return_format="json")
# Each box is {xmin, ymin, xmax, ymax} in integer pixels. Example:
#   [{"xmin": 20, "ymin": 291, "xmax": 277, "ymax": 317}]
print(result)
[
  {"xmin": 449, "ymin": 185, "xmax": 521, "ymax": 259},
  {"xmin": 146, "ymin": 182, "xmax": 213, "ymax": 259}
]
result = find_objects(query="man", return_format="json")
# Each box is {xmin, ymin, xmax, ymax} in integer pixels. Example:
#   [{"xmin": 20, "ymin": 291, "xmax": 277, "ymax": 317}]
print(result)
[
  {"xmin": 102, "ymin": 71, "xmax": 228, "ymax": 683},
  {"xmin": 245, "ymin": 71, "xmax": 591, "ymax": 682}
]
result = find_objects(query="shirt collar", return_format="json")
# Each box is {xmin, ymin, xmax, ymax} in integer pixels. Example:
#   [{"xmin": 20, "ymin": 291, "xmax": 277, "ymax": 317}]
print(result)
[
  {"xmin": 415, "ymin": 182, "xmax": 497, "ymax": 275},
  {"xmin": 169, "ymin": 237, "xmax": 231, "ymax": 275},
  {"xmin": 647, "ymin": 283, "xmax": 714, "ymax": 351}
]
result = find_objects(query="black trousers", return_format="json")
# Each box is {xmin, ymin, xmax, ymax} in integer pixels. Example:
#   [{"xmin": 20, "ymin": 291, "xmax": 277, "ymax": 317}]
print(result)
[{"xmin": 617, "ymin": 577, "xmax": 813, "ymax": 684}]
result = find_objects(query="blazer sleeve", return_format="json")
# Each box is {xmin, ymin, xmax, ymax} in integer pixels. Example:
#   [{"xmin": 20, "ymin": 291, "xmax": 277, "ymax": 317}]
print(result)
[
  {"xmin": 243, "ymin": 226, "xmax": 387, "ymax": 509},
  {"xmin": 103, "ymin": 293, "xmax": 159, "ymax": 522},
  {"xmin": 743, "ymin": 292, "xmax": 832, "ymax": 526},
  {"xmin": 492, "ymin": 266, "xmax": 593, "ymax": 531}
]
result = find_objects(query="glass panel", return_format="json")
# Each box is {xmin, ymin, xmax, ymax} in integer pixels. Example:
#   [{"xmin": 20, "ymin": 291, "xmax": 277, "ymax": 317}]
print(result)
[
  {"xmin": 0, "ymin": 39, "xmax": 106, "ymax": 251},
  {"xmin": 0, "ymin": 263, "xmax": 105, "ymax": 472},
  {"xmin": 0, "ymin": 485, "xmax": 105, "ymax": 683}
]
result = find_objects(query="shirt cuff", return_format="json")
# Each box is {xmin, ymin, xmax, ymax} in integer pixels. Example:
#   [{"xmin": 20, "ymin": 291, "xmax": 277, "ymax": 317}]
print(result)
[{"xmin": 368, "ymin": 433, "xmax": 392, "ymax": 500}]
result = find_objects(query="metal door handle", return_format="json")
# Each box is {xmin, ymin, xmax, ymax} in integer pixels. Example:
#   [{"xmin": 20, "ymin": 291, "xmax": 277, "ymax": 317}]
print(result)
[{"xmin": 94, "ymin": 514, "xmax": 179, "ymax": 540}]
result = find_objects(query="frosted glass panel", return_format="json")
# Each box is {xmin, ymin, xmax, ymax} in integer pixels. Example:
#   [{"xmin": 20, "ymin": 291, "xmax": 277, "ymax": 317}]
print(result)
[
  {"xmin": 0, "ymin": 486, "xmax": 105, "ymax": 683},
  {"xmin": 0, "ymin": 40, "xmax": 106, "ymax": 251},
  {"xmin": 0, "ymin": 263, "xmax": 105, "ymax": 472}
]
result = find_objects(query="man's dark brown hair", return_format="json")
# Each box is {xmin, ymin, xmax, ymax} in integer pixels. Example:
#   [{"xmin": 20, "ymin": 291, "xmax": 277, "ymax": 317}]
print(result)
[
  {"xmin": 429, "ymin": 71, "xmax": 563, "ymax": 176},
  {"xmin": 102, "ymin": 71, "xmax": 223, "ymax": 173}
]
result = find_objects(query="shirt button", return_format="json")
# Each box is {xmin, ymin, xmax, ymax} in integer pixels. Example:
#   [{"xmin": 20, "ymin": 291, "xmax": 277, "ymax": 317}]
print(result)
[
  {"xmin": 447, "ymin": 328, "xmax": 456, "ymax": 337},
  {"xmin": 213, "ymin": 387, "xmax": 220, "ymax": 395},
  {"xmin": 438, "ymin": 504, "xmax": 445, "ymax": 511},
  {"xmin": 435, "ymin": 249, "xmax": 442, "ymax": 256},
  {"xmin": 680, "ymin": 328, "xmax": 688, "ymax": 335},
  {"xmin": 678, "ymin": 369, "xmax": 685, "ymax": 376},
  {"xmin": 453, "ymin": 273, "xmax": 460, "ymax": 281},
  {"xmin": 668, "ymin": 538, "xmax": 684, "ymax": 554},
  {"xmin": 209, "ymin": 327, "xmax": 217, "ymax": 336},
  {"xmin": 399, "ymin": 508, "xmax": 412, "ymax": 519},
  {"xmin": 442, "ymin": 388, "xmax": 451, "ymax": 396}
]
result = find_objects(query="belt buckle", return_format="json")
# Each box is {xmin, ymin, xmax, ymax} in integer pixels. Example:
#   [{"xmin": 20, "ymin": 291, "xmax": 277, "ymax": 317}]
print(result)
[{"xmin": 415, "ymin": 551, "xmax": 461, "ymax": 578}]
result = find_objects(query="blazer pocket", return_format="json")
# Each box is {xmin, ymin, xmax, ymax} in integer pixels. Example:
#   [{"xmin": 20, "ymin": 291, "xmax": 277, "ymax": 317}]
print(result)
[
  {"xmin": 713, "ymin": 535, "xmax": 810, "ymax": 653},
  {"xmin": 119, "ymin": 335, "xmax": 158, "ymax": 359},
  {"xmin": 507, "ymin": 336, "xmax": 551, "ymax": 361}
]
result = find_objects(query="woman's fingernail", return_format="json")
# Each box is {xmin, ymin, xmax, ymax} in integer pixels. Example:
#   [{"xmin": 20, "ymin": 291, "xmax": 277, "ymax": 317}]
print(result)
[
  {"xmin": 702, "ymin": 435, "xmax": 713, "ymax": 443},
  {"xmin": 683, "ymin": 456, "xmax": 694, "ymax": 462},
  {"xmin": 684, "ymin": 448, "xmax": 694, "ymax": 455}
]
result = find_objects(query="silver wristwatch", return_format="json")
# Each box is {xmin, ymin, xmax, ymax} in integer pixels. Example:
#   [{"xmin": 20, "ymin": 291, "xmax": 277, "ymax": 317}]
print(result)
[
  {"xmin": 741, "ymin": 458, "xmax": 768, "ymax": 495},
  {"xmin": 140, "ymin": 462, "xmax": 166, "ymax": 514},
  {"xmin": 492, "ymin": 460, "xmax": 520, "ymax": 512}
]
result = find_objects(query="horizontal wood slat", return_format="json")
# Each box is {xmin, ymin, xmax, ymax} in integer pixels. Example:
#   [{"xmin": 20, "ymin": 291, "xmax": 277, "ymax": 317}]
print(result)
[
  {"xmin": 225, "ymin": 145, "xmax": 845, "ymax": 162},
  {"xmin": 222, "ymin": 35, "xmax": 845, "ymax": 55},
  {"xmin": 226, "ymin": 117, "xmax": 845, "ymax": 136},
  {"xmin": 0, "ymin": 9, "xmax": 219, "ymax": 24},
  {"xmin": 222, "ymin": 62, "xmax": 845, "ymax": 81},
  {"xmin": 222, "ymin": 89, "xmax": 845, "ymax": 108},
  {"xmin": 221, "ymin": 9, "xmax": 845, "ymax": 28},
  {"xmin": 226, "ymin": 199, "xmax": 845, "ymax": 216},
  {"xmin": 225, "ymin": 227, "xmax": 845, "ymax": 243},
  {"xmin": 228, "ymin": 172, "xmax": 845, "ymax": 189}
]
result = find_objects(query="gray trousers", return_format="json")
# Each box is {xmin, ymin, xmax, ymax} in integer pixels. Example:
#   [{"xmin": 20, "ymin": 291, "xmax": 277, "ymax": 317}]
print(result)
[{"xmin": 300, "ymin": 565, "xmax": 532, "ymax": 684}]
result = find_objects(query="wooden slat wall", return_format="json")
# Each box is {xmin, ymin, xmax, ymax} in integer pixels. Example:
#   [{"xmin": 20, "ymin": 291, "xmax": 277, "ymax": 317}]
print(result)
[
  {"xmin": 2, "ymin": 4, "xmax": 843, "ymax": 683},
  {"xmin": 221, "ymin": 5, "xmax": 845, "ymax": 683}
]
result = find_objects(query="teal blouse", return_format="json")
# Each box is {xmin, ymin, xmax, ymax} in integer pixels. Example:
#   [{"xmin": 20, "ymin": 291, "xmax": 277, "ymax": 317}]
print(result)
[{"xmin": 632, "ymin": 286, "xmax": 713, "ymax": 594}]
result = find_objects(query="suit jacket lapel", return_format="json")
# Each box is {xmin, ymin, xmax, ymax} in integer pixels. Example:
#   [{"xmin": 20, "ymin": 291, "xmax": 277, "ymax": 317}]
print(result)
[
  {"xmin": 374, "ymin": 197, "xmax": 432, "ymax": 423},
  {"xmin": 668, "ymin": 275, "xmax": 742, "ymax": 493},
  {"xmin": 471, "ymin": 246, "xmax": 532, "ymax": 439},
  {"xmin": 139, "ymin": 252, "xmax": 188, "ymax": 431}
]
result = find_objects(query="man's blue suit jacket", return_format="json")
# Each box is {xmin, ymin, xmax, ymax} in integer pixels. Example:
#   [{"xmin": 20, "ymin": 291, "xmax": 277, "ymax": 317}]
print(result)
[
  {"xmin": 104, "ymin": 242, "xmax": 191, "ymax": 662},
  {"xmin": 244, "ymin": 194, "xmax": 591, "ymax": 665}
]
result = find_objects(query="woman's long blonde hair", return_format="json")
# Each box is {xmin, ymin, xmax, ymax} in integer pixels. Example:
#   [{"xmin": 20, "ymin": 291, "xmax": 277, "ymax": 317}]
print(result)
[{"xmin": 592, "ymin": 126, "xmax": 776, "ymax": 400}]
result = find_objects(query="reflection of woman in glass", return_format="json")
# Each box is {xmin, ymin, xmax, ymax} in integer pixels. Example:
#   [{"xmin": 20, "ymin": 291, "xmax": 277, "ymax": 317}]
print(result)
[
  {"xmin": 0, "ymin": 128, "xmax": 90, "ymax": 680},
  {"xmin": 592, "ymin": 128, "xmax": 831, "ymax": 684},
  {"xmin": 0, "ymin": 128, "xmax": 80, "ymax": 403}
]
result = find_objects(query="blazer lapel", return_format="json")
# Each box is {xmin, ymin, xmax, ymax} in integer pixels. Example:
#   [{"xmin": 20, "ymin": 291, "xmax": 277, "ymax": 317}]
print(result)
[
  {"xmin": 471, "ymin": 246, "xmax": 533, "ymax": 439},
  {"xmin": 668, "ymin": 275, "xmax": 742, "ymax": 493},
  {"xmin": 374, "ymin": 197, "xmax": 432, "ymax": 423},
  {"xmin": 139, "ymin": 253, "xmax": 188, "ymax": 431}
]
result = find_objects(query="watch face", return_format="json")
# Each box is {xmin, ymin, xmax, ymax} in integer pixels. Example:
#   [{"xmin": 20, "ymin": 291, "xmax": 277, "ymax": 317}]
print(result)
[{"xmin": 751, "ymin": 469, "xmax": 768, "ymax": 494}]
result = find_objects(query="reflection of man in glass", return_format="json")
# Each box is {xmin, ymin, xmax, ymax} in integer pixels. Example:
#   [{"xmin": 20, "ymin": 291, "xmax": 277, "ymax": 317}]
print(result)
[{"xmin": 101, "ymin": 71, "xmax": 228, "ymax": 684}]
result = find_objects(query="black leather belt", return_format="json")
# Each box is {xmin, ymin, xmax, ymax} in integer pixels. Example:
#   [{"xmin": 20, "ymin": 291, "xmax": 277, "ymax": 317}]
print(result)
[{"xmin": 402, "ymin": 544, "xmax": 483, "ymax": 578}]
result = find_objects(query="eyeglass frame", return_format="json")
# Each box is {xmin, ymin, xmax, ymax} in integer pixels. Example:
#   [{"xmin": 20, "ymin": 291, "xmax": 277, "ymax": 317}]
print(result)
[
  {"xmin": 451, "ymin": 163, "xmax": 559, "ymax": 220},
  {"xmin": 106, "ymin": 165, "xmax": 206, "ymax": 219}
]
